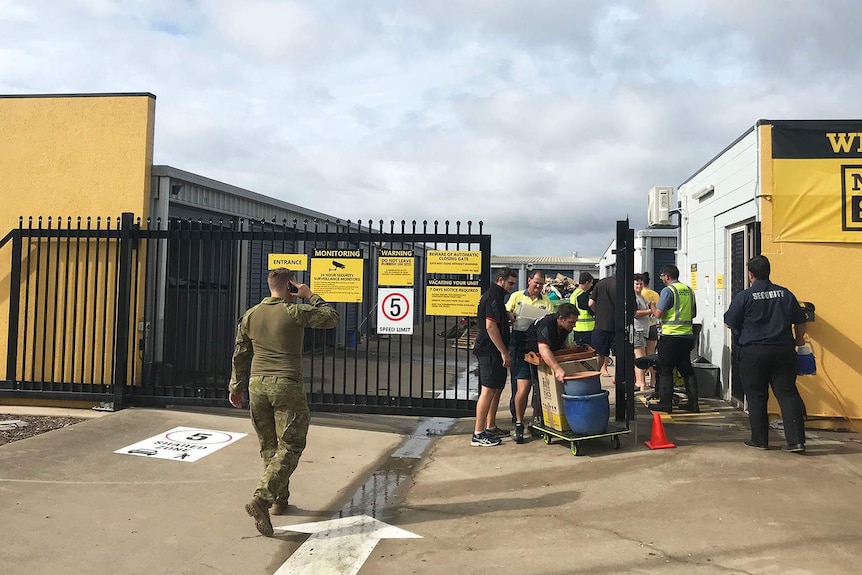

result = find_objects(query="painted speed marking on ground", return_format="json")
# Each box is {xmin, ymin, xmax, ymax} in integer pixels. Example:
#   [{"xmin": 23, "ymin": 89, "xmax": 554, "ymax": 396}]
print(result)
[{"xmin": 115, "ymin": 426, "xmax": 246, "ymax": 462}]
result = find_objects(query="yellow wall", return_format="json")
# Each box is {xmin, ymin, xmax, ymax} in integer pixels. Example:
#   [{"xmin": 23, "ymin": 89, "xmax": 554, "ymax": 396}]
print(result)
[
  {"xmin": 759, "ymin": 124, "xmax": 862, "ymax": 430},
  {"xmin": 0, "ymin": 94, "xmax": 156, "ymax": 380}
]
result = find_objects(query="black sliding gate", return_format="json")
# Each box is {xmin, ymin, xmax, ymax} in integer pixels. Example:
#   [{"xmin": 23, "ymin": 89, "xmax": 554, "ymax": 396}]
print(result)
[{"xmin": 1, "ymin": 213, "xmax": 490, "ymax": 416}]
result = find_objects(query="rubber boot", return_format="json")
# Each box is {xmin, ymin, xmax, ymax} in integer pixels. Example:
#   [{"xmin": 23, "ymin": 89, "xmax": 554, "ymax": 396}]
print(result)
[
  {"xmin": 652, "ymin": 374, "xmax": 674, "ymax": 413},
  {"xmin": 681, "ymin": 374, "xmax": 699, "ymax": 413}
]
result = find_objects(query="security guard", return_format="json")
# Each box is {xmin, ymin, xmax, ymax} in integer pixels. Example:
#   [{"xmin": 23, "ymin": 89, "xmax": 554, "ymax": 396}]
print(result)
[
  {"xmin": 571, "ymin": 272, "xmax": 595, "ymax": 346},
  {"xmin": 724, "ymin": 255, "xmax": 808, "ymax": 453},
  {"xmin": 649, "ymin": 264, "xmax": 698, "ymax": 413}
]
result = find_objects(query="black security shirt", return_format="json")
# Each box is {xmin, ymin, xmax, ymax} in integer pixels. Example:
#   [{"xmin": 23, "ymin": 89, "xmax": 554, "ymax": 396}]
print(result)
[
  {"xmin": 525, "ymin": 313, "xmax": 569, "ymax": 353},
  {"xmin": 473, "ymin": 283, "xmax": 511, "ymax": 356},
  {"xmin": 724, "ymin": 279, "xmax": 806, "ymax": 346}
]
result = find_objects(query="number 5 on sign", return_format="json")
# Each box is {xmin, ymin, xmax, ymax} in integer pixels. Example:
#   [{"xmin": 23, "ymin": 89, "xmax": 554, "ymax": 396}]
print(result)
[{"xmin": 376, "ymin": 288, "xmax": 414, "ymax": 335}]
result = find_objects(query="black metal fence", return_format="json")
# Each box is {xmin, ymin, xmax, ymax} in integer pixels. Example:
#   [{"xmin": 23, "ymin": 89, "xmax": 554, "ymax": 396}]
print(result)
[{"xmin": 1, "ymin": 213, "xmax": 490, "ymax": 417}]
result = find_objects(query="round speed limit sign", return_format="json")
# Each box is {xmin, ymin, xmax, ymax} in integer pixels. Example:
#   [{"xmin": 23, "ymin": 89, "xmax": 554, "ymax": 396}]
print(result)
[{"xmin": 377, "ymin": 288, "xmax": 414, "ymax": 335}]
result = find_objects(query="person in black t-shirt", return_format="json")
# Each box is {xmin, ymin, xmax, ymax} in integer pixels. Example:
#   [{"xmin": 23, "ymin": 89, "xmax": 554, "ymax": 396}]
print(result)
[
  {"xmin": 589, "ymin": 276, "xmax": 616, "ymax": 377},
  {"xmin": 525, "ymin": 303, "xmax": 579, "ymax": 381},
  {"xmin": 471, "ymin": 267, "xmax": 517, "ymax": 447}
]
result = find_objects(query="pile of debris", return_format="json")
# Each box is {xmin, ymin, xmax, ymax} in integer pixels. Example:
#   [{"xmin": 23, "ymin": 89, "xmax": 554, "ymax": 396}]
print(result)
[{"xmin": 543, "ymin": 273, "xmax": 578, "ymax": 302}]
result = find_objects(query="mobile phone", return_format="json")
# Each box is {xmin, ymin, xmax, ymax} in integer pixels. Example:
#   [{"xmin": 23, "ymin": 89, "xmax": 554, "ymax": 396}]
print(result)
[{"xmin": 288, "ymin": 282, "xmax": 299, "ymax": 294}]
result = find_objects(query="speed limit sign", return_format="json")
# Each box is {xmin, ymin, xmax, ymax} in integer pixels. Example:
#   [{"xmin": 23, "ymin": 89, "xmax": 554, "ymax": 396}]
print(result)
[{"xmin": 377, "ymin": 288, "xmax": 414, "ymax": 335}]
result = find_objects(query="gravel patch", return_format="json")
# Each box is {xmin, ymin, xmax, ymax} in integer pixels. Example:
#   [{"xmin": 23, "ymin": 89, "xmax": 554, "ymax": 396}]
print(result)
[{"xmin": 0, "ymin": 413, "xmax": 84, "ymax": 446}]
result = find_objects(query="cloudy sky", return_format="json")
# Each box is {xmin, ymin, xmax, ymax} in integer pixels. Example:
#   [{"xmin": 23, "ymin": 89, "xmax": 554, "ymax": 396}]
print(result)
[{"xmin": 2, "ymin": 1, "xmax": 861, "ymax": 256}]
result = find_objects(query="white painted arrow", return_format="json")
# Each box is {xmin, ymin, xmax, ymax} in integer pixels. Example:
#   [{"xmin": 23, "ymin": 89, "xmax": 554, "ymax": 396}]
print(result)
[{"xmin": 273, "ymin": 514, "xmax": 421, "ymax": 575}]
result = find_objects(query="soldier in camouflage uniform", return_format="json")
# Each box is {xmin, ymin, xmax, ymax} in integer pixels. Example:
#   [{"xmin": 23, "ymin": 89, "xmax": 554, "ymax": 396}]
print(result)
[{"xmin": 229, "ymin": 268, "xmax": 339, "ymax": 537}]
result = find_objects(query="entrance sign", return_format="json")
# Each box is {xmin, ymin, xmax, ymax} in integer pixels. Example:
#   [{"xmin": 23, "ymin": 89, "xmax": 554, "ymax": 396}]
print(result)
[
  {"xmin": 426, "ymin": 250, "xmax": 481, "ymax": 274},
  {"xmin": 115, "ymin": 426, "xmax": 246, "ymax": 462},
  {"xmin": 377, "ymin": 249, "xmax": 414, "ymax": 286},
  {"xmin": 377, "ymin": 288, "xmax": 414, "ymax": 334},
  {"xmin": 426, "ymin": 279, "xmax": 481, "ymax": 316},
  {"xmin": 268, "ymin": 253, "xmax": 308, "ymax": 270},
  {"xmin": 310, "ymin": 249, "xmax": 364, "ymax": 302}
]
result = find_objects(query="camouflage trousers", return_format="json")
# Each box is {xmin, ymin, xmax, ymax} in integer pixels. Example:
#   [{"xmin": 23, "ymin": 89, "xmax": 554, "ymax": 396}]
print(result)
[{"xmin": 248, "ymin": 375, "xmax": 310, "ymax": 505}]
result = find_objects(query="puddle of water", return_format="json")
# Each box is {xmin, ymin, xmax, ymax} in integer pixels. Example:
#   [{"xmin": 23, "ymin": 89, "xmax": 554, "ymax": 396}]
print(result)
[
  {"xmin": 433, "ymin": 368, "xmax": 479, "ymax": 401},
  {"xmin": 338, "ymin": 417, "xmax": 455, "ymax": 519}
]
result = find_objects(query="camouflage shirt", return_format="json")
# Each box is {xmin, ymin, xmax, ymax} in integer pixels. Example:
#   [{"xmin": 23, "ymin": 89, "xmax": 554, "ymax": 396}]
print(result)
[{"xmin": 229, "ymin": 295, "xmax": 339, "ymax": 394}]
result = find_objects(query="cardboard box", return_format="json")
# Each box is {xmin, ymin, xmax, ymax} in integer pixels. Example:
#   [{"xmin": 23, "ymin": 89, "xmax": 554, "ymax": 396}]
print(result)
[{"xmin": 538, "ymin": 371, "xmax": 569, "ymax": 431}]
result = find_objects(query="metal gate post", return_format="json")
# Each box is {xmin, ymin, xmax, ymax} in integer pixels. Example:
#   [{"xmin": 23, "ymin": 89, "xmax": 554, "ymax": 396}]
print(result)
[
  {"xmin": 6, "ymin": 230, "xmax": 22, "ymax": 382},
  {"xmin": 112, "ymin": 212, "xmax": 135, "ymax": 410}
]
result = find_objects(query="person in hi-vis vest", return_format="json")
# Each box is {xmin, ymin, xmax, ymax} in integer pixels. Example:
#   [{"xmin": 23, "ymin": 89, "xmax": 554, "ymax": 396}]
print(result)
[
  {"xmin": 571, "ymin": 272, "xmax": 595, "ymax": 347},
  {"xmin": 649, "ymin": 264, "xmax": 698, "ymax": 413}
]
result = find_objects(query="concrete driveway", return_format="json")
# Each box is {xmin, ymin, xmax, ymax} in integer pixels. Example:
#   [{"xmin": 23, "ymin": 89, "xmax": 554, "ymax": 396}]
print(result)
[{"xmin": 3, "ymin": 391, "xmax": 862, "ymax": 575}]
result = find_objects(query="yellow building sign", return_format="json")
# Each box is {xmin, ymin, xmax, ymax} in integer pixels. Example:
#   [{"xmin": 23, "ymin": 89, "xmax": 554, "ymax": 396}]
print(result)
[
  {"xmin": 426, "ymin": 250, "xmax": 481, "ymax": 274},
  {"xmin": 378, "ymin": 249, "xmax": 414, "ymax": 286},
  {"xmin": 770, "ymin": 123, "xmax": 862, "ymax": 242},
  {"xmin": 268, "ymin": 253, "xmax": 308, "ymax": 270},
  {"xmin": 716, "ymin": 274, "xmax": 724, "ymax": 289},
  {"xmin": 425, "ymin": 279, "xmax": 481, "ymax": 316},
  {"xmin": 310, "ymin": 249, "xmax": 364, "ymax": 302}
]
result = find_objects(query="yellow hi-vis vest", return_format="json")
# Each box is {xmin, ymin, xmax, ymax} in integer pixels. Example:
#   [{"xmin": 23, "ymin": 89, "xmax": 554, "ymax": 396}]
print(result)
[
  {"xmin": 661, "ymin": 282, "xmax": 693, "ymax": 336},
  {"xmin": 572, "ymin": 287, "xmax": 595, "ymax": 332}
]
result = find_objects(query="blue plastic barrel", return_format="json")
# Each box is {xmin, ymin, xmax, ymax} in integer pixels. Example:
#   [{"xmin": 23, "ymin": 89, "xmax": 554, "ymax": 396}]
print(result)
[
  {"xmin": 561, "ymin": 390, "xmax": 610, "ymax": 435},
  {"xmin": 563, "ymin": 371, "xmax": 602, "ymax": 396}
]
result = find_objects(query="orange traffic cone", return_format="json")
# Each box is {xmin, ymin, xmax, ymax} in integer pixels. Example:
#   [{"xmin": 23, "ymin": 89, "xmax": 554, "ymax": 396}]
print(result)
[{"xmin": 644, "ymin": 412, "xmax": 675, "ymax": 450}]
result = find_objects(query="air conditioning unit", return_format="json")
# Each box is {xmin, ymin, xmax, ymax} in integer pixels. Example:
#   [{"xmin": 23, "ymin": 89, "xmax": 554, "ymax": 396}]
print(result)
[{"xmin": 647, "ymin": 186, "xmax": 673, "ymax": 227}]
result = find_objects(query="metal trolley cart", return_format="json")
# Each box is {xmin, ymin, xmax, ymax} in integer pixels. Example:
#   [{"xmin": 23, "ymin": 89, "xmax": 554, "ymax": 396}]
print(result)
[
  {"xmin": 525, "ymin": 348, "xmax": 633, "ymax": 456},
  {"xmin": 530, "ymin": 421, "xmax": 630, "ymax": 456}
]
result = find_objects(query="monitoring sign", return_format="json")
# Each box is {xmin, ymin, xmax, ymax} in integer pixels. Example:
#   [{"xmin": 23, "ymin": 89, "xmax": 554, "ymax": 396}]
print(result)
[
  {"xmin": 115, "ymin": 427, "xmax": 246, "ymax": 463},
  {"xmin": 377, "ymin": 288, "xmax": 414, "ymax": 335},
  {"xmin": 311, "ymin": 249, "xmax": 364, "ymax": 302}
]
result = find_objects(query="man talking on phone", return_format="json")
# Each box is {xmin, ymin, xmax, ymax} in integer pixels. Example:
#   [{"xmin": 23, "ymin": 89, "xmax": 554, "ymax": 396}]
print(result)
[{"xmin": 228, "ymin": 268, "xmax": 339, "ymax": 536}]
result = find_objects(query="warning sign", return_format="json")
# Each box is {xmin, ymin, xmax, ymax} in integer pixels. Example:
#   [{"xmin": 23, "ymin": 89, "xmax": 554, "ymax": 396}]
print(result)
[
  {"xmin": 426, "ymin": 280, "xmax": 481, "ymax": 316},
  {"xmin": 311, "ymin": 256, "xmax": 364, "ymax": 303},
  {"xmin": 378, "ymin": 249, "xmax": 415, "ymax": 286},
  {"xmin": 115, "ymin": 427, "xmax": 246, "ymax": 462},
  {"xmin": 377, "ymin": 288, "xmax": 414, "ymax": 334},
  {"xmin": 426, "ymin": 250, "xmax": 482, "ymax": 274}
]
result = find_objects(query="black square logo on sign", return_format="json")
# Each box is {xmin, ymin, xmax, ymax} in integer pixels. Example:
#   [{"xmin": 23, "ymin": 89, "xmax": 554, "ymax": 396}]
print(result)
[{"xmin": 841, "ymin": 165, "xmax": 862, "ymax": 231}]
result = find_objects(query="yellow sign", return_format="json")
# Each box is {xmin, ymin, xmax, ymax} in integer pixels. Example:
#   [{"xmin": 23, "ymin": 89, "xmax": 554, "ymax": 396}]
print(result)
[
  {"xmin": 426, "ymin": 285, "xmax": 481, "ymax": 316},
  {"xmin": 378, "ymin": 249, "xmax": 415, "ymax": 286},
  {"xmin": 268, "ymin": 253, "xmax": 308, "ymax": 270},
  {"xmin": 716, "ymin": 274, "xmax": 724, "ymax": 289},
  {"xmin": 426, "ymin": 250, "xmax": 481, "ymax": 274},
  {"xmin": 770, "ymin": 123, "xmax": 862, "ymax": 242},
  {"xmin": 690, "ymin": 272, "xmax": 698, "ymax": 290},
  {"xmin": 310, "ymin": 257, "xmax": 364, "ymax": 303}
]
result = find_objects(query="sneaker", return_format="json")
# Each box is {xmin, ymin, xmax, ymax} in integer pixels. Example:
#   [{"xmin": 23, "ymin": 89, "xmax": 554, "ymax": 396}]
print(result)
[
  {"xmin": 485, "ymin": 426, "xmax": 511, "ymax": 438},
  {"xmin": 471, "ymin": 431, "xmax": 502, "ymax": 447},
  {"xmin": 782, "ymin": 443, "xmax": 806, "ymax": 454},
  {"xmin": 744, "ymin": 440, "xmax": 769, "ymax": 450},
  {"xmin": 244, "ymin": 496, "xmax": 274, "ymax": 537},
  {"xmin": 514, "ymin": 423, "xmax": 525, "ymax": 444}
]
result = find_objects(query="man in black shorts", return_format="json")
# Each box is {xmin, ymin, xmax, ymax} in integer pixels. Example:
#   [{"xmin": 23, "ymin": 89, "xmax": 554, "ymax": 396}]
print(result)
[
  {"xmin": 471, "ymin": 267, "xmax": 517, "ymax": 447},
  {"xmin": 589, "ymin": 275, "xmax": 617, "ymax": 377}
]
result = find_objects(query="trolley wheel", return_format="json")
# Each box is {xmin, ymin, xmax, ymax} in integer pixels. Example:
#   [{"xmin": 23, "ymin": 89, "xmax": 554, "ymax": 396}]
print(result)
[
  {"xmin": 543, "ymin": 433, "xmax": 552, "ymax": 445},
  {"xmin": 570, "ymin": 442, "xmax": 580, "ymax": 456},
  {"xmin": 611, "ymin": 436, "xmax": 621, "ymax": 450}
]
